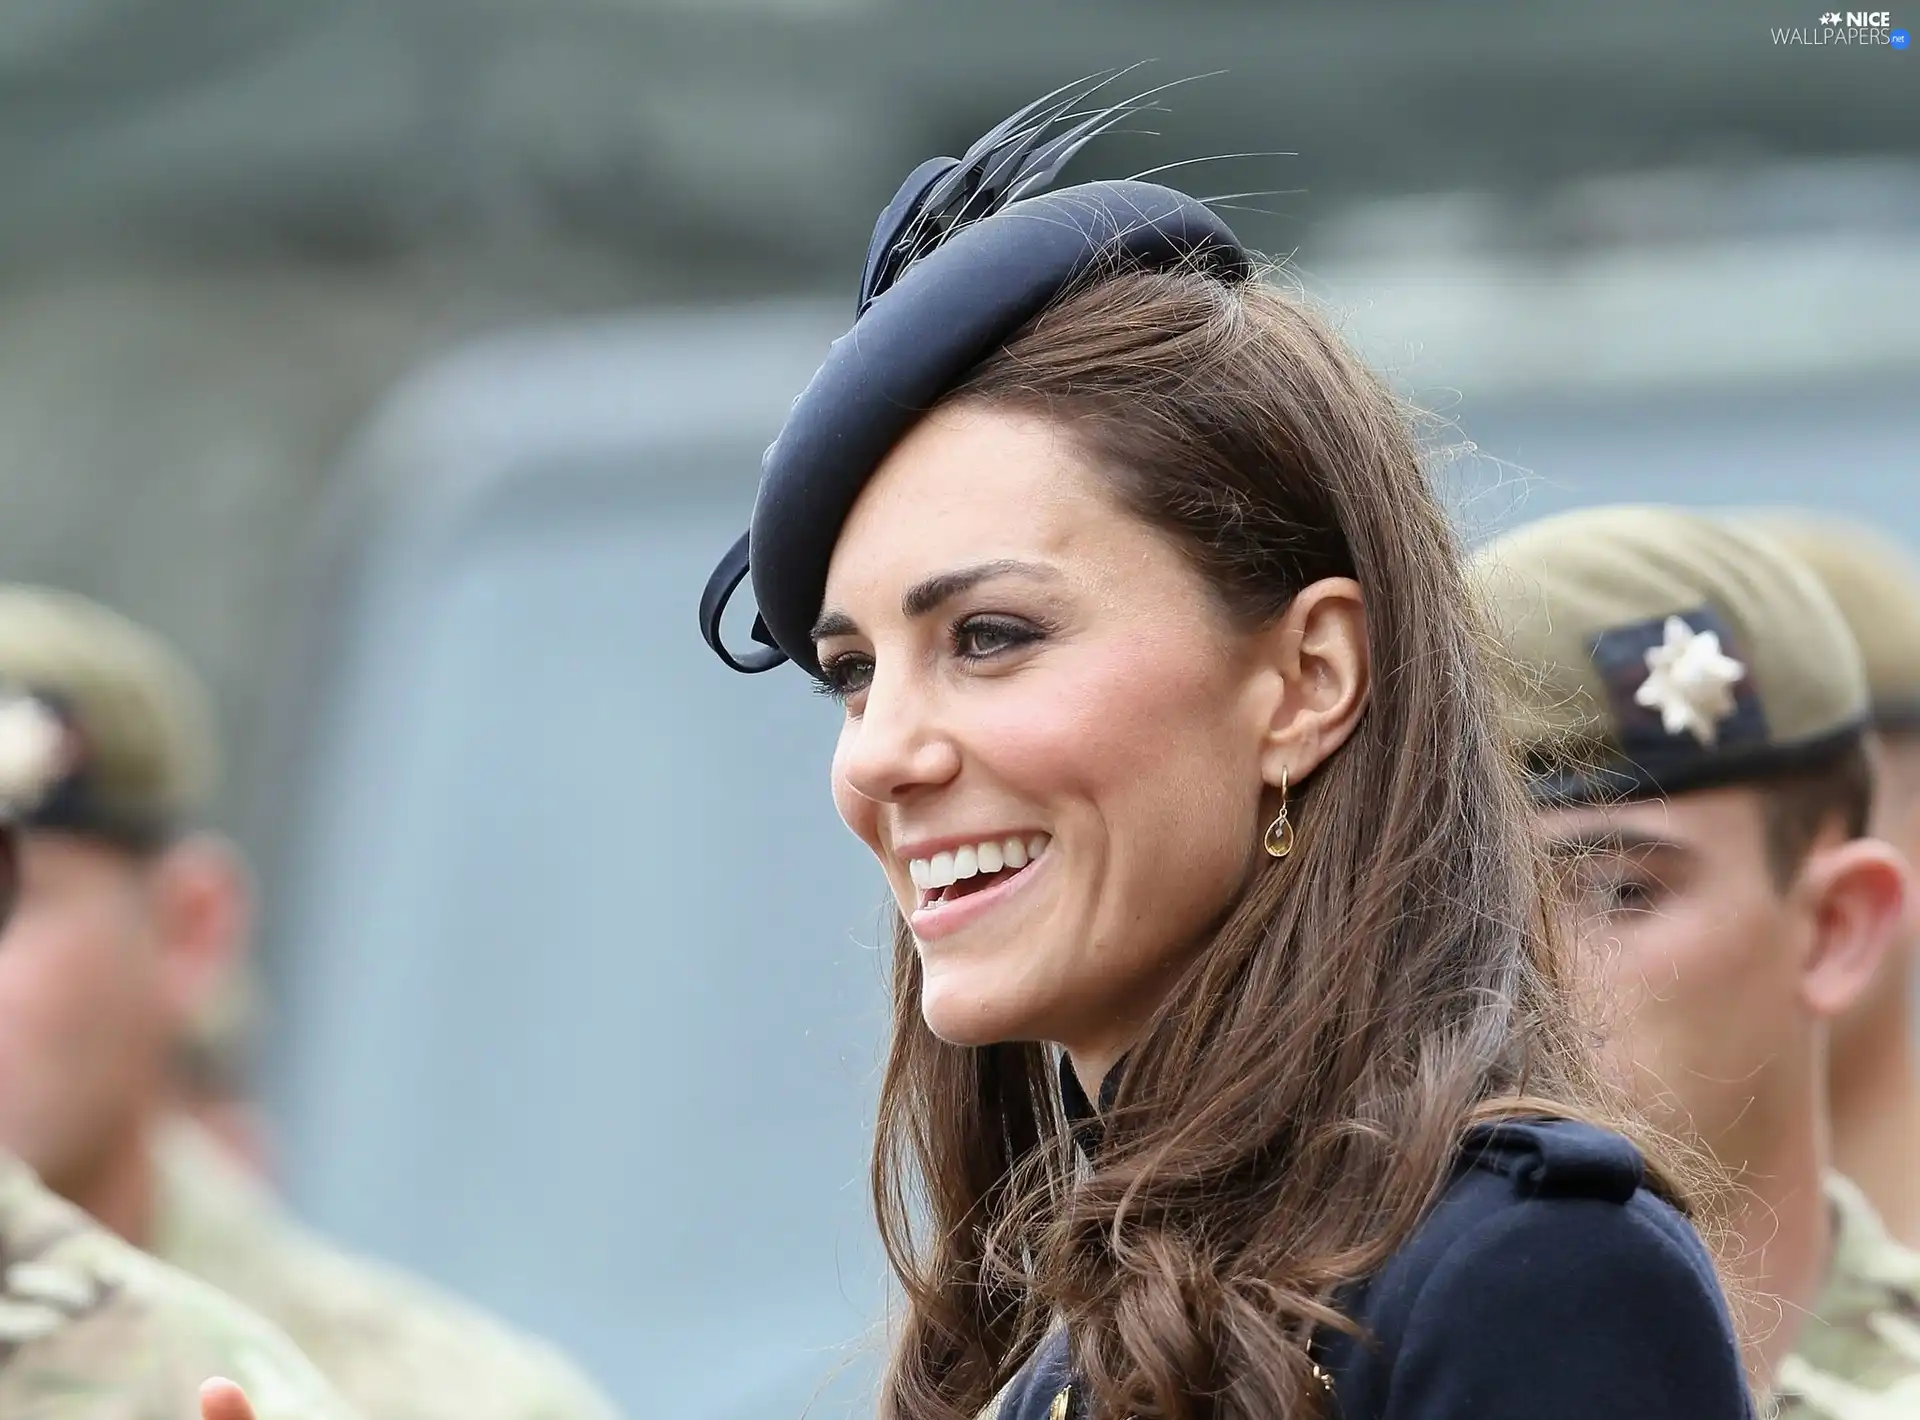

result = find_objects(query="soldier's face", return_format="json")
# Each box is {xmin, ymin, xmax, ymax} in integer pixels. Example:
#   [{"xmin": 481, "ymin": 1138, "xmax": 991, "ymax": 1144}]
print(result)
[
  {"xmin": 1538, "ymin": 788, "xmax": 1867, "ymax": 1166},
  {"xmin": 0, "ymin": 833, "xmax": 173, "ymax": 1193},
  {"xmin": 820, "ymin": 405, "xmax": 1278, "ymax": 1075}
]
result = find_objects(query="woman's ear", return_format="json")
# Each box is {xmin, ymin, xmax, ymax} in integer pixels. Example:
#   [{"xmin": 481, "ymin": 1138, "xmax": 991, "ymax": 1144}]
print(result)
[
  {"xmin": 1254, "ymin": 577, "xmax": 1370, "ymax": 790},
  {"xmin": 1797, "ymin": 836, "xmax": 1908, "ymax": 1019}
]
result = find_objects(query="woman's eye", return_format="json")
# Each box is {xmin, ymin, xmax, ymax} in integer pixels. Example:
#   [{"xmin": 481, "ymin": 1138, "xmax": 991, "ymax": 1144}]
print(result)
[
  {"xmin": 813, "ymin": 654, "xmax": 873, "ymax": 700},
  {"xmin": 953, "ymin": 616, "xmax": 1040, "ymax": 660},
  {"xmin": 811, "ymin": 618, "xmax": 1042, "ymax": 699}
]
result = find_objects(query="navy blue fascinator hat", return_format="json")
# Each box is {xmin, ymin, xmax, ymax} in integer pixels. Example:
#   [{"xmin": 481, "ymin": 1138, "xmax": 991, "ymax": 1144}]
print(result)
[{"xmin": 697, "ymin": 74, "xmax": 1255, "ymax": 678}]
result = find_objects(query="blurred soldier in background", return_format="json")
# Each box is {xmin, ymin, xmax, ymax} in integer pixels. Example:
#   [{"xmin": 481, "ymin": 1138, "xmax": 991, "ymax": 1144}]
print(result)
[
  {"xmin": 1472, "ymin": 507, "xmax": 1920, "ymax": 1416},
  {"xmin": 1733, "ymin": 513, "xmax": 1920, "ymax": 1249},
  {"xmin": 0, "ymin": 690, "xmax": 364, "ymax": 1420},
  {"xmin": 0, "ymin": 585, "xmax": 624, "ymax": 1420}
]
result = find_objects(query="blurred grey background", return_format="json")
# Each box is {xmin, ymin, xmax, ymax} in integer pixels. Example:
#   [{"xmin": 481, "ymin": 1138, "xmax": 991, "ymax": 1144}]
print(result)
[{"xmin": 0, "ymin": 3, "xmax": 1914, "ymax": 1416}]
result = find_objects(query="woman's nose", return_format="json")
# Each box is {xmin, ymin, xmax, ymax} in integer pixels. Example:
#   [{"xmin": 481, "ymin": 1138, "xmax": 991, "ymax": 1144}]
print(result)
[{"xmin": 836, "ymin": 675, "xmax": 962, "ymax": 804}]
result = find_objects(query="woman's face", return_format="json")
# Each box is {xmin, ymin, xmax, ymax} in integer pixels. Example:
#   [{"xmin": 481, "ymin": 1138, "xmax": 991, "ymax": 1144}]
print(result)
[{"xmin": 817, "ymin": 404, "xmax": 1286, "ymax": 1071}]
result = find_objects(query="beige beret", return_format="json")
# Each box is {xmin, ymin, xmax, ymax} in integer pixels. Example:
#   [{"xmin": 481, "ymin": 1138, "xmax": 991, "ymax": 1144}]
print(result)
[{"xmin": 1470, "ymin": 505, "xmax": 1868, "ymax": 804}]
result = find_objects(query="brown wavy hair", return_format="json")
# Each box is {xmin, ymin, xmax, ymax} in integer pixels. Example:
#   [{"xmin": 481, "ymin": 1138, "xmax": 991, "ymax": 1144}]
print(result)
[{"xmin": 866, "ymin": 266, "xmax": 1705, "ymax": 1420}]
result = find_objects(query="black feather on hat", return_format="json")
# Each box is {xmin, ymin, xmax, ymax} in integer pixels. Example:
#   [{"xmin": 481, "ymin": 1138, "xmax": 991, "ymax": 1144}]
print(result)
[{"xmin": 698, "ymin": 72, "xmax": 1254, "ymax": 678}]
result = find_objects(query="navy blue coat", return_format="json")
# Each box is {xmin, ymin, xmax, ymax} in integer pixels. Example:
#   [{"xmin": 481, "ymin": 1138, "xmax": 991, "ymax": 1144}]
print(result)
[{"xmin": 993, "ymin": 1113, "xmax": 1752, "ymax": 1419}]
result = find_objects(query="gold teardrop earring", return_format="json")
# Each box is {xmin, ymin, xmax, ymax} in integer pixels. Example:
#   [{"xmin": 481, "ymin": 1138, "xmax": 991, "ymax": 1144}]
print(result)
[{"xmin": 1263, "ymin": 767, "xmax": 1296, "ymax": 859}]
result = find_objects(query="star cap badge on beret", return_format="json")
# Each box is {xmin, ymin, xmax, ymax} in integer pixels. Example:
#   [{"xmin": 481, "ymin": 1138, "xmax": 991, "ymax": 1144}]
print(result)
[
  {"xmin": 698, "ymin": 72, "xmax": 1254, "ymax": 678},
  {"xmin": 1727, "ymin": 512, "xmax": 1920, "ymax": 734},
  {"xmin": 0, "ymin": 690, "xmax": 71, "ymax": 816},
  {"xmin": 1469, "ymin": 505, "xmax": 1869, "ymax": 806}
]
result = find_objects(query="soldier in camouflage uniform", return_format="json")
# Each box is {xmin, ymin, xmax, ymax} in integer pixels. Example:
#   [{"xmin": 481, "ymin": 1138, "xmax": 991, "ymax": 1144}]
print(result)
[
  {"xmin": 0, "ymin": 585, "xmax": 623, "ymax": 1420},
  {"xmin": 0, "ymin": 704, "xmax": 361, "ymax": 1420},
  {"xmin": 1775, "ymin": 1172, "xmax": 1920, "ymax": 1417},
  {"xmin": 1732, "ymin": 513, "xmax": 1920, "ymax": 1250},
  {"xmin": 1471, "ymin": 506, "xmax": 1920, "ymax": 1416},
  {"xmin": 0, "ymin": 1150, "xmax": 363, "ymax": 1420}
]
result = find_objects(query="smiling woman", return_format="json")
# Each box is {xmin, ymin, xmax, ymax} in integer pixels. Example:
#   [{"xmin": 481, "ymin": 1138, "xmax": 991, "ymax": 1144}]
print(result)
[
  {"xmin": 683, "ymin": 79, "xmax": 1757, "ymax": 1420},
  {"xmin": 813, "ymin": 399, "xmax": 1364, "ymax": 1073}
]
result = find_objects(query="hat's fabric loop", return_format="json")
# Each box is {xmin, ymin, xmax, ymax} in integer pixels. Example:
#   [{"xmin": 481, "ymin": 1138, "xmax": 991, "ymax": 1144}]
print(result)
[{"xmin": 698, "ymin": 532, "xmax": 788, "ymax": 674}]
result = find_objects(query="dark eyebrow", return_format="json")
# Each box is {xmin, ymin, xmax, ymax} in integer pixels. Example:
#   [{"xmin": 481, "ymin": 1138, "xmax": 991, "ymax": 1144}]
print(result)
[
  {"xmin": 811, "ymin": 559, "xmax": 1060, "ymax": 644},
  {"xmin": 1541, "ymin": 827, "xmax": 1688, "ymax": 861}
]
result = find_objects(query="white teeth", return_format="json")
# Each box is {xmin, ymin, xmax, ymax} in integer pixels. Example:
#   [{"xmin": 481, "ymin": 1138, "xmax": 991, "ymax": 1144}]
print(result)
[{"xmin": 906, "ymin": 832, "xmax": 1050, "ymax": 900}]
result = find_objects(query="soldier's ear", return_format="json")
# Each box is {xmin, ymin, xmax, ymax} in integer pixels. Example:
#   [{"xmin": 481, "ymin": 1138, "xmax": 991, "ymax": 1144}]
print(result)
[
  {"xmin": 1796, "ymin": 836, "xmax": 1907, "ymax": 1020},
  {"xmin": 146, "ymin": 833, "xmax": 252, "ymax": 1030}
]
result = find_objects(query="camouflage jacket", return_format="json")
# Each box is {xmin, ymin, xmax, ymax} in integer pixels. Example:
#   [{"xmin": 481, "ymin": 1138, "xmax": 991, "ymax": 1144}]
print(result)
[
  {"xmin": 1773, "ymin": 1174, "xmax": 1920, "ymax": 1417},
  {"xmin": 0, "ymin": 1150, "xmax": 361, "ymax": 1420},
  {"xmin": 150, "ymin": 1118, "xmax": 624, "ymax": 1420}
]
